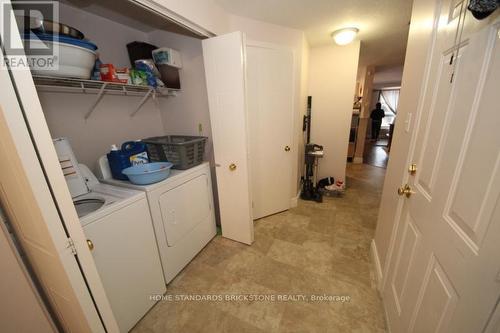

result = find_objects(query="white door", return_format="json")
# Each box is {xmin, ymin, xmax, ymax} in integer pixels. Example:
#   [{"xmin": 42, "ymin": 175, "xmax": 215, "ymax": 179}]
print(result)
[
  {"xmin": 0, "ymin": 3, "xmax": 119, "ymax": 331},
  {"xmin": 0, "ymin": 211, "xmax": 57, "ymax": 333},
  {"xmin": 0, "ymin": 70, "xmax": 104, "ymax": 332},
  {"xmin": 202, "ymin": 32, "xmax": 254, "ymax": 245},
  {"xmin": 247, "ymin": 42, "xmax": 294, "ymax": 219},
  {"xmin": 383, "ymin": 1, "xmax": 500, "ymax": 332}
]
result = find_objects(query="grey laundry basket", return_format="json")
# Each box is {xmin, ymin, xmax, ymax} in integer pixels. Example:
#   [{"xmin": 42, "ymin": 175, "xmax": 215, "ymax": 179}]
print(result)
[{"xmin": 143, "ymin": 135, "xmax": 207, "ymax": 170}]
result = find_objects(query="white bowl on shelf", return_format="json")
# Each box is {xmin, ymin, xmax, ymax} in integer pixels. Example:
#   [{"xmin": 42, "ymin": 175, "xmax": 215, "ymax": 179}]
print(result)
[{"xmin": 22, "ymin": 39, "xmax": 96, "ymax": 79}]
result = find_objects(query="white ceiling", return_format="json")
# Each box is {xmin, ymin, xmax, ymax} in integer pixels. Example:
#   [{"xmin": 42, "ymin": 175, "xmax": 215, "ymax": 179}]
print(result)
[{"xmin": 215, "ymin": 0, "xmax": 414, "ymax": 67}]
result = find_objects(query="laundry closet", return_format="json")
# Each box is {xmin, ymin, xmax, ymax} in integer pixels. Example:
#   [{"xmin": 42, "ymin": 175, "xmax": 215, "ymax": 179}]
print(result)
[
  {"xmin": 1, "ymin": 0, "xmax": 298, "ymax": 331},
  {"xmin": 30, "ymin": 0, "xmax": 217, "ymax": 330},
  {"xmin": 5, "ymin": 1, "xmax": 221, "ymax": 332}
]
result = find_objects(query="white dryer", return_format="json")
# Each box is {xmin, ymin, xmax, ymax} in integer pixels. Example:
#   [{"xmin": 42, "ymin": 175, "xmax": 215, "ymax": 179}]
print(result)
[
  {"xmin": 53, "ymin": 138, "xmax": 165, "ymax": 332},
  {"xmin": 98, "ymin": 159, "xmax": 217, "ymax": 283}
]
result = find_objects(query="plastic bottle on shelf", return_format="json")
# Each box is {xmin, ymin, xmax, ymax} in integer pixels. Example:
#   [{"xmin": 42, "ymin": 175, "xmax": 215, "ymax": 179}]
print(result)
[
  {"xmin": 91, "ymin": 54, "xmax": 102, "ymax": 81},
  {"xmin": 106, "ymin": 142, "xmax": 149, "ymax": 180}
]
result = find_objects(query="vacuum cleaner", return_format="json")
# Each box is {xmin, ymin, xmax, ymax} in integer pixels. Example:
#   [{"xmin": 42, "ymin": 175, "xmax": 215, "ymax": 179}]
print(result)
[{"xmin": 300, "ymin": 96, "xmax": 324, "ymax": 202}]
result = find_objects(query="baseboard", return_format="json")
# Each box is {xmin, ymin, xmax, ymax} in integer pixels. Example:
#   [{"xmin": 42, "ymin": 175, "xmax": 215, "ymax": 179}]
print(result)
[
  {"xmin": 290, "ymin": 190, "xmax": 300, "ymax": 208},
  {"xmin": 371, "ymin": 239, "xmax": 383, "ymax": 291},
  {"xmin": 371, "ymin": 240, "xmax": 391, "ymax": 331},
  {"xmin": 353, "ymin": 156, "xmax": 363, "ymax": 164}
]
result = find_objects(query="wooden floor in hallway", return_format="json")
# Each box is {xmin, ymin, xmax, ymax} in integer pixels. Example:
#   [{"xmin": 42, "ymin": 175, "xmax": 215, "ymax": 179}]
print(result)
[
  {"xmin": 132, "ymin": 163, "xmax": 387, "ymax": 333},
  {"xmin": 363, "ymin": 140, "xmax": 389, "ymax": 169}
]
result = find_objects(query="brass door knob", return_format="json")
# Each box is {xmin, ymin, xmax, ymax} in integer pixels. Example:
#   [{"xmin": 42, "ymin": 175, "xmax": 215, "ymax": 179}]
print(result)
[
  {"xmin": 284, "ymin": 146, "xmax": 291, "ymax": 152},
  {"xmin": 408, "ymin": 163, "xmax": 417, "ymax": 175},
  {"xmin": 87, "ymin": 239, "xmax": 94, "ymax": 251},
  {"xmin": 397, "ymin": 184, "xmax": 415, "ymax": 198},
  {"xmin": 229, "ymin": 163, "xmax": 237, "ymax": 171}
]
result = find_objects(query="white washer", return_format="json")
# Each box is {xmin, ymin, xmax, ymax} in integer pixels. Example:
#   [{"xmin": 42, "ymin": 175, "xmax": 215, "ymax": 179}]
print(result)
[
  {"xmin": 98, "ymin": 158, "xmax": 217, "ymax": 283},
  {"xmin": 53, "ymin": 138, "xmax": 166, "ymax": 333}
]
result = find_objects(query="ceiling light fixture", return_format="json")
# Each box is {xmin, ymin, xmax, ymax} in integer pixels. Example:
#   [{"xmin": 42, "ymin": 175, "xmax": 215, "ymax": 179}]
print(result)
[{"xmin": 331, "ymin": 27, "xmax": 359, "ymax": 45}]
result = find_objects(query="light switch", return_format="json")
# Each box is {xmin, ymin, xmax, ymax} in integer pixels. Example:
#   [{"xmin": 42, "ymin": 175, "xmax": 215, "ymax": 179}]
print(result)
[{"xmin": 405, "ymin": 112, "xmax": 413, "ymax": 133}]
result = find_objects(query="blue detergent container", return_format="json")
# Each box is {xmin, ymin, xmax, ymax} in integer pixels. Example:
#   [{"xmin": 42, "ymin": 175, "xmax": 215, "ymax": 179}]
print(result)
[{"xmin": 107, "ymin": 141, "xmax": 149, "ymax": 180}]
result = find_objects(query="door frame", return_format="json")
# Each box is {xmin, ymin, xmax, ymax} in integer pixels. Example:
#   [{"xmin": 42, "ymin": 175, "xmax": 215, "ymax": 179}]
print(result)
[{"xmin": 246, "ymin": 40, "xmax": 298, "ymax": 217}]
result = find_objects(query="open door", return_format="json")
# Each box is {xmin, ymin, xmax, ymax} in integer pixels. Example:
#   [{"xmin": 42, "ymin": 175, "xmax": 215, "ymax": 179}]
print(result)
[
  {"xmin": 0, "ymin": 2, "xmax": 119, "ymax": 331},
  {"xmin": 0, "ymin": 62, "xmax": 105, "ymax": 332},
  {"xmin": 382, "ymin": 1, "xmax": 500, "ymax": 332},
  {"xmin": 202, "ymin": 32, "xmax": 254, "ymax": 245}
]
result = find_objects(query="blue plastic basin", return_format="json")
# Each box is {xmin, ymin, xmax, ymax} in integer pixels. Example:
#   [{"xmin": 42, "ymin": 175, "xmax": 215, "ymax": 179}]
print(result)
[
  {"xmin": 22, "ymin": 32, "xmax": 98, "ymax": 51},
  {"xmin": 122, "ymin": 162, "xmax": 173, "ymax": 185}
]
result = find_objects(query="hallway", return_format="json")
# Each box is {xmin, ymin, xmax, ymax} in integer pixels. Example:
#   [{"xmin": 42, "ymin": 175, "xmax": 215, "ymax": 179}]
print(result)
[{"xmin": 132, "ymin": 163, "xmax": 387, "ymax": 332}]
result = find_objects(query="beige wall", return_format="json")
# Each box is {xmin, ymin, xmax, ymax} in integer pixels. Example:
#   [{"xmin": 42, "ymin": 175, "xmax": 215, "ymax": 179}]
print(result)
[
  {"xmin": 148, "ymin": 31, "xmax": 213, "ymax": 163},
  {"xmin": 40, "ymin": 92, "xmax": 165, "ymax": 171},
  {"xmin": 59, "ymin": 3, "xmax": 149, "ymax": 68},
  {"xmin": 0, "ymin": 210, "xmax": 56, "ymax": 333},
  {"xmin": 308, "ymin": 42, "xmax": 360, "ymax": 182},
  {"xmin": 373, "ymin": 65, "xmax": 404, "ymax": 89}
]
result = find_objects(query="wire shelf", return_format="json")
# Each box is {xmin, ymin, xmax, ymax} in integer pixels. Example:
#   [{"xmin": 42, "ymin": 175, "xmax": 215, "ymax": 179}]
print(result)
[
  {"xmin": 32, "ymin": 75, "xmax": 180, "ymax": 119},
  {"xmin": 32, "ymin": 75, "xmax": 179, "ymax": 96}
]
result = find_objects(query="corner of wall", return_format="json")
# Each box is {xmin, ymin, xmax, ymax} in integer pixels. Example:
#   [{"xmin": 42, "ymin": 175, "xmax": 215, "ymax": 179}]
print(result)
[
  {"xmin": 307, "ymin": 41, "xmax": 361, "ymax": 181},
  {"xmin": 296, "ymin": 33, "xmax": 310, "ymax": 194}
]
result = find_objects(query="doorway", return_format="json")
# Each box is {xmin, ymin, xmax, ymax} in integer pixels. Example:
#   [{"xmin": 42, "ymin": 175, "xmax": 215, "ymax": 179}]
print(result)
[{"xmin": 364, "ymin": 87, "xmax": 400, "ymax": 168}]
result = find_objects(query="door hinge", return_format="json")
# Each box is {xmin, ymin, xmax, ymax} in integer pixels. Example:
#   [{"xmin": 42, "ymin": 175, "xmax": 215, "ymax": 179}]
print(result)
[{"xmin": 66, "ymin": 237, "xmax": 77, "ymax": 255}]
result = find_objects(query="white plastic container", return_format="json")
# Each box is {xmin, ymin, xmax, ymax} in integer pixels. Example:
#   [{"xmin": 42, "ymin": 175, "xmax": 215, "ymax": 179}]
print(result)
[
  {"xmin": 152, "ymin": 47, "xmax": 182, "ymax": 68},
  {"xmin": 23, "ymin": 39, "xmax": 96, "ymax": 79}
]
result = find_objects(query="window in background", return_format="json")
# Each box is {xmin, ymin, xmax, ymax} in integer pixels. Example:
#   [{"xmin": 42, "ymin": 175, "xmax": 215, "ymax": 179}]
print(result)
[{"xmin": 378, "ymin": 89, "xmax": 400, "ymax": 129}]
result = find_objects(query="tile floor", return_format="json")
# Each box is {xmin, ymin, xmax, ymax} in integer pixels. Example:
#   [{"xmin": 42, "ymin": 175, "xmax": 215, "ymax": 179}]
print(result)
[{"xmin": 132, "ymin": 163, "xmax": 387, "ymax": 333}]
